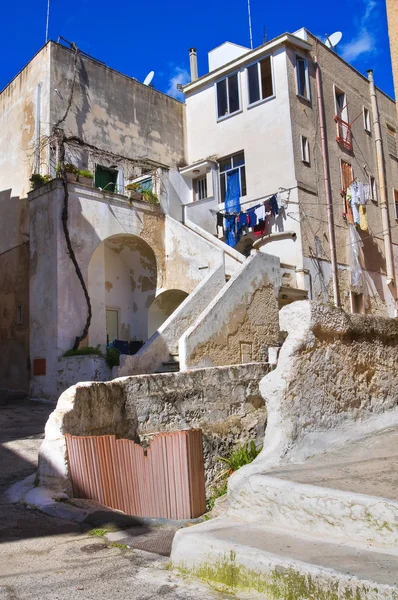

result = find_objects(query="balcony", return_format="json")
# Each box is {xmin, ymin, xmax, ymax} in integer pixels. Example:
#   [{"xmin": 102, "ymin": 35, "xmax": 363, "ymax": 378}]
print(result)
[{"xmin": 334, "ymin": 116, "xmax": 352, "ymax": 151}]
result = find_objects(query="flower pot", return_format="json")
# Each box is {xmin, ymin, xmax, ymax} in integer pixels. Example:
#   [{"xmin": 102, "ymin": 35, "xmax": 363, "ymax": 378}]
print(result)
[
  {"xmin": 66, "ymin": 172, "xmax": 77, "ymax": 182},
  {"xmin": 78, "ymin": 175, "xmax": 93, "ymax": 187},
  {"xmin": 128, "ymin": 190, "xmax": 142, "ymax": 201}
]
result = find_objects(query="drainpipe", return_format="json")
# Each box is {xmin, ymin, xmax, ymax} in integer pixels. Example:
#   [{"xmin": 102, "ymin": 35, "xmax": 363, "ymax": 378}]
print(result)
[
  {"xmin": 314, "ymin": 56, "xmax": 340, "ymax": 308},
  {"xmin": 367, "ymin": 69, "xmax": 396, "ymax": 296},
  {"xmin": 189, "ymin": 48, "xmax": 198, "ymax": 82},
  {"xmin": 34, "ymin": 83, "xmax": 41, "ymax": 173}
]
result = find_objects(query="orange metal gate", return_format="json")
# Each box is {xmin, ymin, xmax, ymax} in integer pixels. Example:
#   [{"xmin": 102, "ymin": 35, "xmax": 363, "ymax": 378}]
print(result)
[{"xmin": 65, "ymin": 429, "xmax": 206, "ymax": 520}]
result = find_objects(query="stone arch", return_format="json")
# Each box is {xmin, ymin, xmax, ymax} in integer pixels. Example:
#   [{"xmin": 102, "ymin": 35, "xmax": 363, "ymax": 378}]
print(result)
[
  {"xmin": 148, "ymin": 289, "xmax": 189, "ymax": 338},
  {"xmin": 88, "ymin": 233, "xmax": 157, "ymax": 350}
]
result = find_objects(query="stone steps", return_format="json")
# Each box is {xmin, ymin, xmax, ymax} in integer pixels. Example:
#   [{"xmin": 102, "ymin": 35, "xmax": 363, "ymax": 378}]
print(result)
[
  {"xmin": 227, "ymin": 474, "xmax": 398, "ymax": 551},
  {"xmin": 155, "ymin": 354, "xmax": 180, "ymax": 373},
  {"xmin": 171, "ymin": 519, "xmax": 398, "ymax": 598}
]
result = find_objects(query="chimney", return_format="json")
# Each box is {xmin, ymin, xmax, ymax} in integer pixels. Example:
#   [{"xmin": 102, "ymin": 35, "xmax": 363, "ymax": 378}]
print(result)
[{"xmin": 189, "ymin": 48, "xmax": 198, "ymax": 81}]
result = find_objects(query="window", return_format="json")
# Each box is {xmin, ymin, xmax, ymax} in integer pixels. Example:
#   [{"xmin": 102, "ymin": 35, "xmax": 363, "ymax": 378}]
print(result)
[
  {"xmin": 219, "ymin": 152, "xmax": 246, "ymax": 203},
  {"xmin": 296, "ymin": 55, "xmax": 310, "ymax": 99},
  {"xmin": 216, "ymin": 73, "xmax": 240, "ymax": 119},
  {"xmin": 387, "ymin": 124, "xmax": 397, "ymax": 158},
  {"xmin": 363, "ymin": 107, "xmax": 371, "ymax": 132},
  {"xmin": 335, "ymin": 88, "xmax": 351, "ymax": 149},
  {"xmin": 394, "ymin": 189, "xmax": 398, "ymax": 220},
  {"xmin": 301, "ymin": 136, "xmax": 310, "ymax": 163},
  {"xmin": 95, "ymin": 165, "xmax": 118, "ymax": 192},
  {"xmin": 247, "ymin": 56, "xmax": 273, "ymax": 105},
  {"xmin": 341, "ymin": 160, "xmax": 353, "ymax": 190},
  {"xmin": 351, "ymin": 292, "xmax": 365, "ymax": 314},
  {"xmin": 106, "ymin": 309, "xmax": 119, "ymax": 344},
  {"xmin": 370, "ymin": 176, "xmax": 377, "ymax": 202},
  {"xmin": 194, "ymin": 176, "xmax": 208, "ymax": 201}
]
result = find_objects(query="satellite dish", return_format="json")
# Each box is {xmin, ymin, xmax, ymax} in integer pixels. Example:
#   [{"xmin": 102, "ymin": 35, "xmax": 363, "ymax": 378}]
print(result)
[
  {"xmin": 325, "ymin": 31, "xmax": 343, "ymax": 51},
  {"xmin": 143, "ymin": 71, "xmax": 155, "ymax": 86}
]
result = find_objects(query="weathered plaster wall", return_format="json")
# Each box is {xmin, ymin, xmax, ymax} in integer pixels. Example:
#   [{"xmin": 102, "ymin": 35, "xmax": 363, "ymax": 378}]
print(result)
[
  {"xmin": 50, "ymin": 43, "xmax": 185, "ymax": 170},
  {"xmin": 29, "ymin": 180, "xmax": 166, "ymax": 399},
  {"xmin": 39, "ymin": 362, "xmax": 269, "ymax": 494},
  {"xmin": 231, "ymin": 300, "xmax": 398, "ymax": 494},
  {"xmin": 287, "ymin": 34, "xmax": 398, "ymax": 315},
  {"xmin": 0, "ymin": 242, "xmax": 30, "ymax": 399},
  {"xmin": 165, "ymin": 216, "xmax": 226, "ymax": 293},
  {"xmin": 148, "ymin": 289, "xmax": 189, "ymax": 338},
  {"xmin": 180, "ymin": 251, "xmax": 281, "ymax": 369},
  {"xmin": 115, "ymin": 263, "xmax": 226, "ymax": 376},
  {"xmin": 57, "ymin": 355, "xmax": 111, "ymax": 396},
  {"xmin": 0, "ymin": 43, "xmax": 52, "ymax": 200}
]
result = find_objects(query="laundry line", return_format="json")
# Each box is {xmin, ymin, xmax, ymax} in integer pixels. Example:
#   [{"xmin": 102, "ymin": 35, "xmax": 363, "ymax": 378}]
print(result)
[{"xmin": 210, "ymin": 185, "xmax": 297, "ymax": 215}]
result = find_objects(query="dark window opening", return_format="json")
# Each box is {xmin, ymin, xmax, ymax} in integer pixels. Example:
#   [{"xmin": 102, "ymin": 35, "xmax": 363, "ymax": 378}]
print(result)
[
  {"xmin": 95, "ymin": 165, "xmax": 118, "ymax": 192},
  {"xmin": 216, "ymin": 73, "xmax": 240, "ymax": 118}
]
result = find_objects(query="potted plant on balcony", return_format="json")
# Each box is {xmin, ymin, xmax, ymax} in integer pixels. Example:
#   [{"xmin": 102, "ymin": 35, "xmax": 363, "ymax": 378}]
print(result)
[
  {"xmin": 126, "ymin": 182, "xmax": 143, "ymax": 202},
  {"xmin": 78, "ymin": 169, "xmax": 94, "ymax": 186},
  {"xmin": 56, "ymin": 163, "xmax": 78, "ymax": 182},
  {"xmin": 29, "ymin": 173, "xmax": 51, "ymax": 190},
  {"xmin": 142, "ymin": 189, "xmax": 159, "ymax": 205}
]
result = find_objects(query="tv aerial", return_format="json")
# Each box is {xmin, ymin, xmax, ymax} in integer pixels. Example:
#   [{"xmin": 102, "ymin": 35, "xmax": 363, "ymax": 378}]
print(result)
[
  {"xmin": 143, "ymin": 71, "xmax": 155, "ymax": 86},
  {"xmin": 325, "ymin": 31, "xmax": 343, "ymax": 52}
]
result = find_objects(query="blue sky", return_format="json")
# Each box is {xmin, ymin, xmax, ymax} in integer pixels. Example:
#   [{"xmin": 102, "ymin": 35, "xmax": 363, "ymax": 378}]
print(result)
[{"xmin": 0, "ymin": 0, "xmax": 394, "ymax": 100}]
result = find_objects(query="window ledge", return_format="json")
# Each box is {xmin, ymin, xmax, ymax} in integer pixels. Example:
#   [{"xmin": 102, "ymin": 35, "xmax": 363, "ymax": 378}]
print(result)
[
  {"xmin": 247, "ymin": 95, "xmax": 276, "ymax": 109},
  {"xmin": 296, "ymin": 93, "xmax": 311, "ymax": 103},
  {"xmin": 217, "ymin": 109, "xmax": 243, "ymax": 123}
]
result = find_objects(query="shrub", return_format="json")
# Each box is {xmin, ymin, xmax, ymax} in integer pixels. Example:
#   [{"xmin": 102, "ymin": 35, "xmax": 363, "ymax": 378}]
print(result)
[
  {"xmin": 56, "ymin": 163, "xmax": 78, "ymax": 175},
  {"xmin": 142, "ymin": 189, "xmax": 159, "ymax": 205},
  {"xmin": 64, "ymin": 345, "xmax": 102, "ymax": 357},
  {"xmin": 106, "ymin": 346, "xmax": 120, "ymax": 368},
  {"xmin": 30, "ymin": 173, "xmax": 51, "ymax": 189},
  {"xmin": 218, "ymin": 440, "xmax": 262, "ymax": 474},
  {"xmin": 126, "ymin": 182, "xmax": 141, "ymax": 191},
  {"xmin": 78, "ymin": 169, "xmax": 94, "ymax": 179}
]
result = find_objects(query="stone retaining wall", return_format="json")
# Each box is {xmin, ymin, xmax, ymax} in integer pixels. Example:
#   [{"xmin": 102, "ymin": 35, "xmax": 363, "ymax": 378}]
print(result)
[{"xmin": 39, "ymin": 362, "xmax": 270, "ymax": 495}]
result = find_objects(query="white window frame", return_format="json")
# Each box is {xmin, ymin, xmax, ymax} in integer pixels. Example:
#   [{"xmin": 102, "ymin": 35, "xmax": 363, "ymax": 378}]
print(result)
[
  {"xmin": 300, "ymin": 135, "xmax": 310, "ymax": 164},
  {"xmin": 246, "ymin": 55, "xmax": 275, "ymax": 108},
  {"xmin": 369, "ymin": 176, "xmax": 377, "ymax": 202},
  {"xmin": 194, "ymin": 176, "xmax": 208, "ymax": 201},
  {"xmin": 363, "ymin": 107, "xmax": 371, "ymax": 132},
  {"xmin": 218, "ymin": 152, "xmax": 246, "ymax": 203},
  {"xmin": 215, "ymin": 72, "xmax": 242, "ymax": 122},
  {"xmin": 295, "ymin": 54, "xmax": 310, "ymax": 100}
]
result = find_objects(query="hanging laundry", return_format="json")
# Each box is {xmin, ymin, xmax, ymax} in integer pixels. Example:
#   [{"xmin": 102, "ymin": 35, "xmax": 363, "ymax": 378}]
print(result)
[
  {"xmin": 349, "ymin": 182, "xmax": 361, "ymax": 205},
  {"xmin": 253, "ymin": 221, "xmax": 266, "ymax": 236},
  {"xmin": 254, "ymin": 204, "xmax": 266, "ymax": 221},
  {"xmin": 225, "ymin": 169, "xmax": 241, "ymax": 213},
  {"xmin": 216, "ymin": 212, "xmax": 224, "ymax": 239},
  {"xmin": 363, "ymin": 183, "xmax": 370, "ymax": 205},
  {"xmin": 345, "ymin": 188, "xmax": 355, "ymax": 225},
  {"xmin": 225, "ymin": 215, "xmax": 237, "ymax": 247},
  {"xmin": 359, "ymin": 205, "xmax": 368, "ymax": 231},
  {"xmin": 269, "ymin": 195, "xmax": 279, "ymax": 216},
  {"xmin": 238, "ymin": 213, "xmax": 249, "ymax": 236},
  {"xmin": 247, "ymin": 207, "xmax": 258, "ymax": 228},
  {"xmin": 350, "ymin": 197, "xmax": 360, "ymax": 226}
]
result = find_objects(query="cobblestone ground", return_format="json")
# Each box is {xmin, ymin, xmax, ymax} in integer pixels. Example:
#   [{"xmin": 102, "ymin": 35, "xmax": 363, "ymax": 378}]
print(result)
[{"xmin": 0, "ymin": 400, "xmax": 227, "ymax": 600}]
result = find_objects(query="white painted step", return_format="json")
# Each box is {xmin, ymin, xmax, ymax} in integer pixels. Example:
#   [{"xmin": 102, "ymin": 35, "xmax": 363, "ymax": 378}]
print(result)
[
  {"xmin": 171, "ymin": 519, "xmax": 398, "ymax": 598},
  {"xmin": 228, "ymin": 474, "xmax": 398, "ymax": 550}
]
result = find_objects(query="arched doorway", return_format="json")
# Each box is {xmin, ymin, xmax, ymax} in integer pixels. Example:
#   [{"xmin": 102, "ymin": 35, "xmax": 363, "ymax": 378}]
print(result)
[
  {"xmin": 88, "ymin": 234, "xmax": 157, "ymax": 350},
  {"xmin": 148, "ymin": 289, "xmax": 188, "ymax": 338}
]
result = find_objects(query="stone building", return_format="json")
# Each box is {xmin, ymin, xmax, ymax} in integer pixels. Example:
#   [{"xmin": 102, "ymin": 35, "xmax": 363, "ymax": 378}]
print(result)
[
  {"xmin": 387, "ymin": 0, "xmax": 398, "ymax": 115},
  {"xmin": 180, "ymin": 29, "xmax": 398, "ymax": 316},
  {"xmin": 1, "ymin": 27, "xmax": 398, "ymax": 401}
]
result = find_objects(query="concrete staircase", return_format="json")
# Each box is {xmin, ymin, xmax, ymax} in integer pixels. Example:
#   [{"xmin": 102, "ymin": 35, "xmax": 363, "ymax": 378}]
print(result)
[
  {"xmin": 155, "ymin": 351, "xmax": 180, "ymax": 373},
  {"xmin": 171, "ymin": 427, "xmax": 398, "ymax": 598}
]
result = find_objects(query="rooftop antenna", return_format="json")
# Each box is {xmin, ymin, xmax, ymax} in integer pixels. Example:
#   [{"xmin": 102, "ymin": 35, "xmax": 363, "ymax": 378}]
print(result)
[
  {"xmin": 263, "ymin": 26, "xmax": 267, "ymax": 44},
  {"xmin": 45, "ymin": 0, "xmax": 50, "ymax": 43},
  {"xmin": 325, "ymin": 31, "xmax": 343, "ymax": 53},
  {"xmin": 247, "ymin": 0, "xmax": 253, "ymax": 49},
  {"xmin": 143, "ymin": 70, "xmax": 155, "ymax": 86}
]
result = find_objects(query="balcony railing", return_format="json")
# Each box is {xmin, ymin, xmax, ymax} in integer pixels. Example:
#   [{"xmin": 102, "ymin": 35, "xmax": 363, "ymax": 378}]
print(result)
[{"xmin": 334, "ymin": 116, "xmax": 352, "ymax": 151}]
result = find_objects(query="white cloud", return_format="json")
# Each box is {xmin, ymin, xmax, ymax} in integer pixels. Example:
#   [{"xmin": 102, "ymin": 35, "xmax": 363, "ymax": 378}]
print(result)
[
  {"xmin": 166, "ymin": 66, "xmax": 190, "ymax": 100},
  {"xmin": 340, "ymin": 0, "xmax": 380, "ymax": 63}
]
